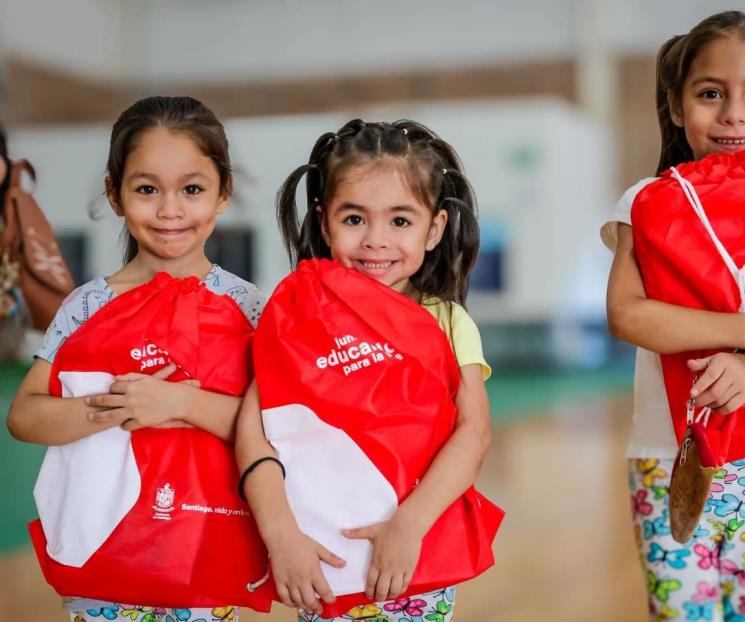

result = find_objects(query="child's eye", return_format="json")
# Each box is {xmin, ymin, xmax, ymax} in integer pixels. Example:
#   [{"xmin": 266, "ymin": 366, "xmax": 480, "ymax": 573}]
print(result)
[
  {"xmin": 136, "ymin": 185, "xmax": 158, "ymax": 195},
  {"xmin": 183, "ymin": 185, "xmax": 203, "ymax": 195},
  {"xmin": 343, "ymin": 215, "xmax": 364, "ymax": 226},
  {"xmin": 392, "ymin": 217, "xmax": 411, "ymax": 227},
  {"xmin": 698, "ymin": 89, "xmax": 723, "ymax": 100}
]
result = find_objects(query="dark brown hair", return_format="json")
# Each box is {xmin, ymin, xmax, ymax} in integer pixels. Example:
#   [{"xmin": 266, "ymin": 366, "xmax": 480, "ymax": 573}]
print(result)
[
  {"xmin": 656, "ymin": 11, "xmax": 745, "ymax": 174},
  {"xmin": 277, "ymin": 119, "xmax": 480, "ymax": 306},
  {"xmin": 105, "ymin": 96, "xmax": 232, "ymax": 264}
]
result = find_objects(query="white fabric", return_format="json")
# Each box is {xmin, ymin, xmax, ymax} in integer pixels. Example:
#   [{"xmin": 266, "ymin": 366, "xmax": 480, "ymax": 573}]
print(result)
[
  {"xmin": 601, "ymin": 176, "xmax": 678, "ymax": 458},
  {"xmin": 262, "ymin": 404, "xmax": 398, "ymax": 596},
  {"xmin": 670, "ymin": 167, "xmax": 745, "ymax": 312},
  {"xmin": 33, "ymin": 371, "xmax": 140, "ymax": 567}
]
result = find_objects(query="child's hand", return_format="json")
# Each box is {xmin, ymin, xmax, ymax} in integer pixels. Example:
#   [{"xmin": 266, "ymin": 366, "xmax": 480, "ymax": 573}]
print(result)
[
  {"xmin": 85, "ymin": 363, "xmax": 200, "ymax": 428},
  {"xmin": 688, "ymin": 353, "xmax": 745, "ymax": 414},
  {"xmin": 268, "ymin": 528, "xmax": 345, "ymax": 615},
  {"xmin": 342, "ymin": 514, "xmax": 424, "ymax": 601}
]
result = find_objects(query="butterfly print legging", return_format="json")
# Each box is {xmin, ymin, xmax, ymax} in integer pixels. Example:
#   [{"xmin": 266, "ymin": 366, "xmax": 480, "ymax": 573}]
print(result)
[
  {"xmin": 630, "ymin": 458, "xmax": 745, "ymax": 621},
  {"xmin": 297, "ymin": 587, "xmax": 456, "ymax": 622},
  {"xmin": 67, "ymin": 605, "xmax": 238, "ymax": 622}
]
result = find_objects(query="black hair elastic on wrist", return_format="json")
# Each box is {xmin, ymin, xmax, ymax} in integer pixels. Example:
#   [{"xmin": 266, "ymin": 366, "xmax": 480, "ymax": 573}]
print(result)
[{"xmin": 238, "ymin": 456, "xmax": 286, "ymax": 502}]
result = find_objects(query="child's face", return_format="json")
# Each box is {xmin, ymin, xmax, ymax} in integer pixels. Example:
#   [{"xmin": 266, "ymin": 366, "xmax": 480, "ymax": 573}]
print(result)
[
  {"xmin": 673, "ymin": 34, "xmax": 745, "ymax": 161},
  {"xmin": 320, "ymin": 162, "xmax": 447, "ymax": 294},
  {"xmin": 110, "ymin": 127, "xmax": 228, "ymax": 265}
]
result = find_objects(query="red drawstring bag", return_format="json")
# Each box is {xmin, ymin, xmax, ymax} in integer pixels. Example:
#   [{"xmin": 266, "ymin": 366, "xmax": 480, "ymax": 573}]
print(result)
[
  {"xmin": 28, "ymin": 272, "xmax": 272, "ymax": 610},
  {"xmin": 255, "ymin": 259, "xmax": 504, "ymax": 618},
  {"xmin": 632, "ymin": 151, "xmax": 745, "ymax": 467}
]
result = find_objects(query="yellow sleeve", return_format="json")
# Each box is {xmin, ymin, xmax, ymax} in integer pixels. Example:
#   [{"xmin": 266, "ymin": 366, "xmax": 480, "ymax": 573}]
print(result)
[
  {"xmin": 448, "ymin": 304, "xmax": 492, "ymax": 381},
  {"xmin": 421, "ymin": 299, "xmax": 492, "ymax": 380}
]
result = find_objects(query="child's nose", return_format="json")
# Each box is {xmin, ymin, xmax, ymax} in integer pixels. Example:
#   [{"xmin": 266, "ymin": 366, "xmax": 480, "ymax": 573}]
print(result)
[
  {"xmin": 362, "ymin": 226, "xmax": 389, "ymax": 249},
  {"xmin": 720, "ymin": 97, "xmax": 745, "ymax": 126},
  {"xmin": 157, "ymin": 193, "xmax": 184, "ymax": 218}
]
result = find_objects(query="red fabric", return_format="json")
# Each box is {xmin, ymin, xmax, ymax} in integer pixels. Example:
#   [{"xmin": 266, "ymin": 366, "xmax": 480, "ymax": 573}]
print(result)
[
  {"xmin": 254, "ymin": 259, "xmax": 504, "ymax": 618},
  {"xmin": 28, "ymin": 272, "xmax": 272, "ymax": 610},
  {"xmin": 631, "ymin": 151, "xmax": 745, "ymax": 466}
]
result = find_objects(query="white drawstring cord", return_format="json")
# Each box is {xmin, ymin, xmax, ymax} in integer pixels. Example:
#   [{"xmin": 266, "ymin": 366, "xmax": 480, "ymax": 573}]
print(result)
[
  {"xmin": 670, "ymin": 166, "xmax": 745, "ymax": 312},
  {"xmin": 247, "ymin": 568, "xmax": 270, "ymax": 592}
]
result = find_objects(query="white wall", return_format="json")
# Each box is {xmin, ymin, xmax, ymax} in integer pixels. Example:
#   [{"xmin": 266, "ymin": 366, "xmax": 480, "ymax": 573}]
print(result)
[
  {"xmin": 9, "ymin": 98, "xmax": 611, "ymax": 323},
  {"xmin": 1, "ymin": 0, "xmax": 741, "ymax": 84},
  {"xmin": 0, "ymin": 0, "xmax": 130, "ymax": 81}
]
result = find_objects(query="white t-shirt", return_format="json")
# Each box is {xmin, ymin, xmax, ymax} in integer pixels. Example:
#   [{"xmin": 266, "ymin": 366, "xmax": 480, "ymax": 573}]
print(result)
[{"xmin": 601, "ymin": 177, "xmax": 679, "ymax": 459}]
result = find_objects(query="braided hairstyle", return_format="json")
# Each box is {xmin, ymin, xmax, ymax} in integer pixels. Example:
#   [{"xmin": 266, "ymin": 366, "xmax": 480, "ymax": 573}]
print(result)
[
  {"xmin": 656, "ymin": 10, "xmax": 745, "ymax": 174},
  {"xmin": 277, "ymin": 119, "xmax": 479, "ymax": 306}
]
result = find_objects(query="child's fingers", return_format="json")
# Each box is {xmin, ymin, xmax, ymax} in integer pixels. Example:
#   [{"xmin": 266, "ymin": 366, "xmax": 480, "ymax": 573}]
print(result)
[
  {"xmin": 120, "ymin": 418, "xmax": 141, "ymax": 431},
  {"xmin": 87, "ymin": 408, "xmax": 128, "ymax": 424},
  {"xmin": 694, "ymin": 378, "xmax": 733, "ymax": 407},
  {"xmin": 112, "ymin": 372, "xmax": 147, "ymax": 382},
  {"xmin": 316, "ymin": 543, "xmax": 346, "ymax": 568},
  {"xmin": 365, "ymin": 565, "xmax": 380, "ymax": 599},
  {"xmin": 108, "ymin": 381, "xmax": 133, "ymax": 394},
  {"xmin": 152, "ymin": 363, "xmax": 178, "ymax": 379},
  {"xmin": 312, "ymin": 572, "xmax": 336, "ymax": 604},
  {"xmin": 342, "ymin": 524, "xmax": 377, "ymax": 540},
  {"xmin": 388, "ymin": 573, "xmax": 404, "ymax": 599},
  {"xmin": 179, "ymin": 378, "xmax": 201, "ymax": 388},
  {"xmin": 374, "ymin": 571, "xmax": 393, "ymax": 601},
  {"xmin": 697, "ymin": 381, "xmax": 736, "ymax": 409},
  {"xmin": 275, "ymin": 583, "xmax": 294, "ymax": 609},
  {"xmin": 716, "ymin": 391, "xmax": 745, "ymax": 415},
  {"xmin": 86, "ymin": 394, "xmax": 126, "ymax": 409},
  {"xmin": 687, "ymin": 356, "xmax": 712, "ymax": 373},
  {"xmin": 691, "ymin": 360, "xmax": 725, "ymax": 398},
  {"xmin": 300, "ymin": 585, "xmax": 322, "ymax": 614},
  {"xmin": 401, "ymin": 571, "xmax": 413, "ymax": 594},
  {"xmin": 289, "ymin": 587, "xmax": 305, "ymax": 610}
]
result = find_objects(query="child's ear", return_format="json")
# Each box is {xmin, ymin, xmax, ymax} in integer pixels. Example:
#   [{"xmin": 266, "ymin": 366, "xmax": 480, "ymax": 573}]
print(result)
[
  {"xmin": 425, "ymin": 209, "xmax": 448, "ymax": 251},
  {"xmin": 105, "ymin": 177, "xmax": 124, "ymax": 217},
  {"xmin": 668, "ymin": 90, "xmax": 684, "ymax": 128},
  {"xmin": 317, "ymin": 205, "xmax": 331, "ymax": 246},
  {"xmin": 216, "ymin": 178, "xmax": 233, "ymax": 215}
]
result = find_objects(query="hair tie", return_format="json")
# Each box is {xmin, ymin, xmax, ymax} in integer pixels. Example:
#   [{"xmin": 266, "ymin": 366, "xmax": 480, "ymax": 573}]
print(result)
[
  {"xmin": 442, "ymin": 168, "xmax": 448, "ymax": 175},
  {"xmin": 402, "ymin": 128, "xmax": 408, "ymax": 136}
]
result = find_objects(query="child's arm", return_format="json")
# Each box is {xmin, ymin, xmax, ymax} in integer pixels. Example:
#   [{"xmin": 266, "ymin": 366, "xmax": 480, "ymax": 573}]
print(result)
[
  {"xmin": 343, "ymin": 362, "xmax": 490, "ymax": 602},
  {"xmin": 607, "ymin": 224, "xmax": 745, "ymax": 353},
  {"xmin": 235, "ymin": 380, "xmax": 345, "ymax": 615},
  {"xmin": 85, "ymin": 363, "xmax": 240, "ymax": 441},
  {"xmin": 7, "ymin": 359, "xmax": 124, "ymax": 445}
]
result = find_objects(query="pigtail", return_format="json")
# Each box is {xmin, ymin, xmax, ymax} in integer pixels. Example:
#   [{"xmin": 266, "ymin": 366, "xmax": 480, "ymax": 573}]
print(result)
[
  {"xmin": 415, "ymin": 166, "xmax": 479, "ymax": 306},
  {"xmin": 656, "ymin": 34, "xmax": 691, "ymax": 174},
  {"xmin": 277, "ymin": 164, "xmax": 313, "ymax": 269}
]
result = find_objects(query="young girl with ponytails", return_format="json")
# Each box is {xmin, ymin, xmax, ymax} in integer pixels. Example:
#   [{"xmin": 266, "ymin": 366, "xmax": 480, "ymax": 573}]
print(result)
[
  {"xmin": 605, "ymin": 10, "xmax": 745, "ymax": 619},
  {"xmin": 235, "ymin": 119, "xmax": 501, "ymax": 621}
]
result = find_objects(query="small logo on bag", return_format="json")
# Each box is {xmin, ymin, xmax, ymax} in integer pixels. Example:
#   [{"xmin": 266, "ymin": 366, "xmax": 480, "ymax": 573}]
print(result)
[
  {"xmin": 153, "ymin": 483, "xmax": 175, "ymax": 520},
  {"xmin": 130, "ymin": 341, "xmax": 171, "ymax": 372},
  {"xmin": 315, "ymin": 334, "xmax": 404, "ymax": 377}
]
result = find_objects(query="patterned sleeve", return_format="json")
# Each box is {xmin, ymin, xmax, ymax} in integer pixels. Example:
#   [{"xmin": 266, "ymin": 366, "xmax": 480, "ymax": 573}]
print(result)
[
  {"xmin": 449, "ymin": 303, "xmax": 492, "ymax": 381},
  {"xmin": 209, "ymin": 268, "xmax": 266, "ymax": 328},
  {"xmin": 35, "ymin": 279, "xmax": 113, "ymax": 363}
]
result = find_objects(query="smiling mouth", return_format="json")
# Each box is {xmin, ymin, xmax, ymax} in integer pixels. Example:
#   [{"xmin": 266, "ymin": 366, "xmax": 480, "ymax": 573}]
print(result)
[
  {"xmin": 356, "ymin": 260, "xmax": 395, "ymax": 270},
  {"xmin": 152, "ymin": 228, "xmax": 189, "ymax": 236},
  {"xmin": 712, "ymin": 137, "xmax": 745, "ymax": 146}
]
